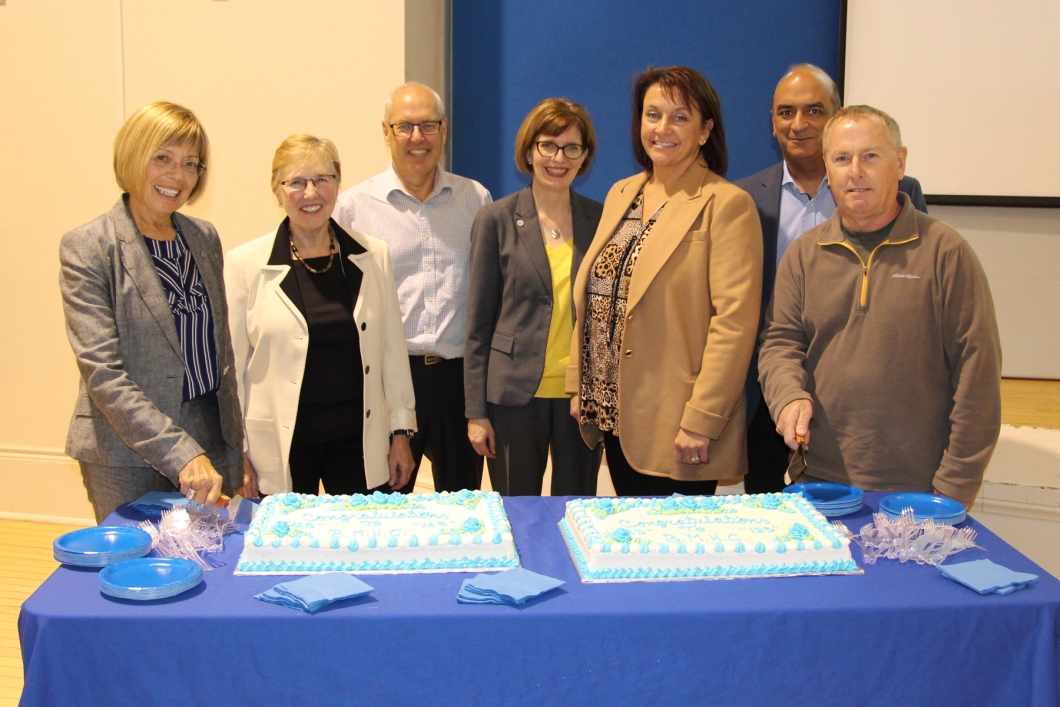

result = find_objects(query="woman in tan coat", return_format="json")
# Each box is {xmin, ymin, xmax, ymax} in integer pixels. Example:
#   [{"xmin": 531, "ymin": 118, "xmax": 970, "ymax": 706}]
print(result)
[{"xmin": 566, "ymin": 66, "xmax": 763, "ymax": 495}]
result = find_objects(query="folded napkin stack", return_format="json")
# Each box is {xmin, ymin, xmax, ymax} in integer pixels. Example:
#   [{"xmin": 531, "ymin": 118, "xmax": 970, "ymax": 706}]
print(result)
[
  {"xmin": 256, "ymin": 573, "xmax": 374, "ymax": 613},
  {"xmin": 458, "ymin": 567, "xmax": 564, "ymax": 605},
  {"xmin": 129, "ymin": 491, "xmax": 189, "ymax": 516},
  {"xmin": 938, "ymin": 559, "xmax": 1040, "ymax": 595}
]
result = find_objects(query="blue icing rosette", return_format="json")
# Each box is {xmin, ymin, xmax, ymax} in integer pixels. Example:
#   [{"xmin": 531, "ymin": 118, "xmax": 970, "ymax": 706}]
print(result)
[
  {"xmin": 698, "ymin": 497, "xmax": 719, "ymax": 511},
  {"xmin": 610, "ymin": 528, "xmax": 632, "ymax": 543},
  {"xmin": 462, "ymin": 517, "xmax": 483, "ymax": 533},
  {"xmin": 762, "ymin": 495, "xmax": 782, "ymax": 509}
]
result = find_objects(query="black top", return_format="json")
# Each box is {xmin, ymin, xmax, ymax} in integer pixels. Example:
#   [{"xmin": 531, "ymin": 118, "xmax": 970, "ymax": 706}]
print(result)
[
  {"xmin": 269, "ymin": 219, "xmax": 365, "ymax": 443},
  {"xmin": 143, "ymin": 221, "xmax": 220, "ymax": 401}
]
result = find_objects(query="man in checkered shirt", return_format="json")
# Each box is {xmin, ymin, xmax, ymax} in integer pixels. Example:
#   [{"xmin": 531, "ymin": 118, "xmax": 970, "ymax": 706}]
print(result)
[{"xmin": 333, "ymin": 82, "xmax": 492, "ymax": 493}]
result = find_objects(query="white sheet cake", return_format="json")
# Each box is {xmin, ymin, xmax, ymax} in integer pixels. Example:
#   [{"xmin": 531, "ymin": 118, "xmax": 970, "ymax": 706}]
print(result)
[
  {"xmin": 560, "ymin": 493, "xmax": 860, "ymax": 582},
  {"xmin": 236, "ymin": 490, "xmax": 520, "ymax": 575}
]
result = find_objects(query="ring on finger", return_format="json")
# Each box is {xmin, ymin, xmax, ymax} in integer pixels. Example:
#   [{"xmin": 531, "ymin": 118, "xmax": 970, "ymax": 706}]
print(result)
[
  {"xmin": 690, "ymin": 456, "xmax": 700, "ymax": 464},
  {"xmin": 185, "ymin": 488, "xmax": 196, "ymax": 501}
]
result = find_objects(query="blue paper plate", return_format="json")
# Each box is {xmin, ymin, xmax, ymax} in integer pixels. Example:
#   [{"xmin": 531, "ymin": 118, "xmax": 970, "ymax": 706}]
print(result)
[
  {"xmin": 879, "ymin": 493, "xmax": 966, "ymax": 522},
  {"xmin": 784, "ymin": 482, "xmax": 865, "ymax": 506},
  {"xmin": 53, "ymin": 526, "xmax": 152, "ymax": 566},
  {"xmin": 99, "ymin": 558, "xmax": 203, "ymax": 600}
]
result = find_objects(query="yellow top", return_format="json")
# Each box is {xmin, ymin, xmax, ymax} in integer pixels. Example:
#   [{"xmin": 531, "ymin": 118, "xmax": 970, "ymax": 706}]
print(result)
[{"xmin": 535, "ymin": 239, "xmax": 574, "ymax": 398}]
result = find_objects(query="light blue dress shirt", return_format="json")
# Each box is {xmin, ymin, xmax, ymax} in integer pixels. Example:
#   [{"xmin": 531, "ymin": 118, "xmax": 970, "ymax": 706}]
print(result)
[
  {"xmin": 333, "ymin": 166, "xmax": 492, "ymax": 359},
  {"xmin": 777, "ymin": 161, "xmax": 836, "ymax": 267}
]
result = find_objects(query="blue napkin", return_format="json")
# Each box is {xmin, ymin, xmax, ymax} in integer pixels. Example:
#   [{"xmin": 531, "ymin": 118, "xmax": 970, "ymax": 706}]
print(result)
[
  {"xmin": 129, "ymin": 491, "xmax": 188, "ymax": 516},
  {"xmin": 938, "ymin": 559, "xmax": 1039, "ymax": 595},
  {"xmin": 256, "ymin": 573, "xmax": 374, "ymax": 613},
  {"xmin": 458, "ymin": 568, "xmax": 564, "ymax": 605}
]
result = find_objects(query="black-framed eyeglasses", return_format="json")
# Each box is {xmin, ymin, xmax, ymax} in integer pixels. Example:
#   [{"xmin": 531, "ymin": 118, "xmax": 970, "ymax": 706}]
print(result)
[
  {"xmin": 535, "ymin": 141, "xmax": 587, "ymax": 160},
  {"xmin": 389, "ymin": 121, "xmax": 443, "ymax": 137},
  {"xmin": 151, "ymin": 153, "xmax": 205, "ymax": 176},
  {"xmin": 281, "ymin": 175, "xmax": 337, "ymax": 192}
]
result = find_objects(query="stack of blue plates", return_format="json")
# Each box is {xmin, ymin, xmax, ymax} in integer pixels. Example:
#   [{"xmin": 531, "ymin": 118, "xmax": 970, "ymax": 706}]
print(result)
[
  {"xmin": 99, "ymin": 557, "xmax": 203, "ymax": 600},
  {"xmin": 783, "ymin": 482, "xmax": 865, "ymax": 517},
  {"xmin": 53, "ymin": 526, "xmax": 153, "ymax": 567},
  {"xmin": 879, "ymin": 493, "xmax": 967, "ymax": 525}
]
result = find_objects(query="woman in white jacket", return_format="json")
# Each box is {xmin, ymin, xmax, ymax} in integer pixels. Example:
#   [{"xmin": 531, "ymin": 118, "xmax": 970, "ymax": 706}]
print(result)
[{"xmin": 225, "ymin": 134, "xmax": 416, "ymax": 496}]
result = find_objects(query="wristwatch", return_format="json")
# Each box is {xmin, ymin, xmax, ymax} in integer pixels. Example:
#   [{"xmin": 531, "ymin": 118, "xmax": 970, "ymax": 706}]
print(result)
[{"xmin": 390, "ymin": 429, "xmax": 414, "ymax": 438}]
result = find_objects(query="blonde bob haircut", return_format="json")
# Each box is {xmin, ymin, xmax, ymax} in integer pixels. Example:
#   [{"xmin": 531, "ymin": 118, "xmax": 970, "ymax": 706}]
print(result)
[
  {"xmin": 113, "ymin": 101, "xmax": 210, "ymax": 204},
  {"xmin": 271, "ymin": 133, "xmax": 342, "ymax": 191},
  {"xmin": 514, "ymin": 98, "xmax": 596, "ymax": 176}
]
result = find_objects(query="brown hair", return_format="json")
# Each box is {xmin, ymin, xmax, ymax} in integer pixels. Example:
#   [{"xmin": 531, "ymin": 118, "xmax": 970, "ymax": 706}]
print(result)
[
  {"xmin": 514, "ymin": 98, "xmax": 596, "ymax": 175},
  {"xmin": 113, "ymin": 101, "xmax": 210, "ymax": 203},
  {"xmin": 631, "ymin": 66, "xmax": 728, "ymax": 176}
]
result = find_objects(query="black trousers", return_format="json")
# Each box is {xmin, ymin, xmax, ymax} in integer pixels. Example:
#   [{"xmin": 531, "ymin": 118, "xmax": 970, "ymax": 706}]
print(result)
[
  {"xmin": 487, "ymin": 398, "xmax": 602, "ymax": 496},
  {"xmin": 604, "ymin": 432, "xmax": 718, "ymax": 496},
  {"xmin": 744, "ymin": 397, "xmax": 791, "ymax": 494},
  {"xmin": 398, "ymin": 356, "xmax": 483, "ymax": 494},
  {"xmin": 289, "ymin": 434, "xmax": 386, "ymax": 496}
]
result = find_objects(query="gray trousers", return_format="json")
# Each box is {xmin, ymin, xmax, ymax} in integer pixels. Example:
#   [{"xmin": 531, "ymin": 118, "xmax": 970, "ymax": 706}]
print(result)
[
  {"xmin": 486, "ymin": 397, "xmax": 602, "ymax": 496},
  {"xmin": 79, "ymin": 393, "xmax": 240, "ymax": 523}
]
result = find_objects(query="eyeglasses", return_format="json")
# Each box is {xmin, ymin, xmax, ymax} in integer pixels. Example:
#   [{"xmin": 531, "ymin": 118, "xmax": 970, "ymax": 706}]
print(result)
[
  {"xmin": 151, "ymin": 153, "xmax": 205, "ymax": 176},
  {"xmin": 535, "ymin": 141, "xmax": 587, "ymax": 160},
  {"xmin": 280, "ymin": 175, "xmax": 337, "ymax": 192},
  {"xmin": 388, "ymin": 121, "xmax": 443, "ymax": 137}
]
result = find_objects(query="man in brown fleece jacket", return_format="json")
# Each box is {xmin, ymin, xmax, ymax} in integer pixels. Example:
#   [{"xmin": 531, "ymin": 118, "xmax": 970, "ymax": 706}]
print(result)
[{"xmin": 758, "ymin": 105, "xmax": 1002, "ymax": 507}]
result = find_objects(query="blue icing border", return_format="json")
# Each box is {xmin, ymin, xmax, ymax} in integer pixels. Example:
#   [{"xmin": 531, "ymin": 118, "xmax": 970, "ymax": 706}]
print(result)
[{"xmin": 235, "ymin": 554, "xmax": 520, "ymax": 574}]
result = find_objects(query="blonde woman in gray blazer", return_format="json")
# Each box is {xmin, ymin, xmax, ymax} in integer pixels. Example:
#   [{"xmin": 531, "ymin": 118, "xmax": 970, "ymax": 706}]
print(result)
[
  {"xmin": 465, "ymin": 99, "xmax": 603, "ymax": 496},
  {"xmin": 60, "ymin": 102, "xmax": 243, "ymax": 523}
]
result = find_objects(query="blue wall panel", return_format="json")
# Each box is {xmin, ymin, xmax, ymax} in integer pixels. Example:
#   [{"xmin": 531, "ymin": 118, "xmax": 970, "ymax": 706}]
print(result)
[{"xmin": 452, "ymin": 0, "xmax": 840, "ymax": 202}]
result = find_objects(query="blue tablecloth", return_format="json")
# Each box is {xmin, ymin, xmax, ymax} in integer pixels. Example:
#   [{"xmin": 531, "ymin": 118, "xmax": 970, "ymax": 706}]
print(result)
[{"xmin": 18, "ymin": 495, "xmax": 1060, "ymax": 707}]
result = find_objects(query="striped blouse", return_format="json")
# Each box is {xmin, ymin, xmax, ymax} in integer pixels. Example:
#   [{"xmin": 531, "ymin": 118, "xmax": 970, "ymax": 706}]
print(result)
[{"xmin": 143, "ymin": 223, "xmax": 220, "ymax": 401}]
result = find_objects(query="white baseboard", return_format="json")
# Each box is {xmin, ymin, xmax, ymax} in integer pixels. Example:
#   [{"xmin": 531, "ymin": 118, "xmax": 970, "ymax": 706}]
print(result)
[{"xmin": 0, "ymin": 445, "xmax": 96, "ymax": 524}]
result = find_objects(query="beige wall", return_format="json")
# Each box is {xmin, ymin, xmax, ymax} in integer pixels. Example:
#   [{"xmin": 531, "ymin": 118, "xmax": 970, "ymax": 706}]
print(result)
[
  {"xmin": 933, "ymin": 206, "xmax": 1060, "ymax": 380},
  {"xmin": 0, "ymin": 0, "xmax": 404, "ymax": 522}
]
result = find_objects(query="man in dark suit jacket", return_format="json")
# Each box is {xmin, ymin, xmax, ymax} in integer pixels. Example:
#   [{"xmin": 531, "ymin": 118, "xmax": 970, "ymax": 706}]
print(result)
[{"xmin": 734, "ymin": 64, "xmax": 928, "ymax": 494}]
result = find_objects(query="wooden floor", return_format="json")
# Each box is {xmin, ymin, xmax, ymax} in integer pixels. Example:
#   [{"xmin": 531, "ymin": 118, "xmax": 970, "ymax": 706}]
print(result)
[
  {"xmin": 0, "ymin": 519, "xmax": 83, "ymax": 706},
  {"xmin": 1000, "ymin": 378, "xmax": 1060, "ymax": 429},
  {"xmin": 2, "ymin": 378, "xmax": 1058, "ymax": 705}
]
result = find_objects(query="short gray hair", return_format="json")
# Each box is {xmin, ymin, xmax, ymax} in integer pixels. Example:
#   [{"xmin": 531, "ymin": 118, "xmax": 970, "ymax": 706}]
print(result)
[
  {"xmin": 383, "ymin": 82, "xmax": 446, "ymax": 122},
  {"xmin": 780, "ymin": 63, "xmax": 842, "ymax": 115},
  {"xmin": 823, "ymin": 105, "xmax": 904, "ymax": 154}
]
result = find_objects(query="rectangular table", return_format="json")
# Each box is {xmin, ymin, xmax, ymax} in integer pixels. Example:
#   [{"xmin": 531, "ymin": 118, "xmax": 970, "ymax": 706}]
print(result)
[{"xmin": 19, "ymin": 494, "xmax": 1060, "ymax": 707}]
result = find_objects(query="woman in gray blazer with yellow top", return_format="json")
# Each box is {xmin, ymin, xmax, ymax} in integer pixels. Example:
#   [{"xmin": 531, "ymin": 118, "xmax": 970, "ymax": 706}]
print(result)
[
  {"xmin": 465, "ymin": 98, "xmax": 603, "ymax": 496},
  {"xmin": 60, "ymin": 102, "xmax": 243, "ymax": 522}
]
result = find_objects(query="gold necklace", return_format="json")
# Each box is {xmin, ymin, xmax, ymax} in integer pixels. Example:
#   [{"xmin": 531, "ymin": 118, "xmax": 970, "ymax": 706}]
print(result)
[{"xmin": 289, "ymin": 229, "xmax": 336, "ymax": 274}]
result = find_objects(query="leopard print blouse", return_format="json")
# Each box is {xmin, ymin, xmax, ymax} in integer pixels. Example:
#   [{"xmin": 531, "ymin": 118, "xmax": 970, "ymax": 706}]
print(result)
[{"xmin": 579, "ymin": 191, "xmax": 665, "ymax": 433}]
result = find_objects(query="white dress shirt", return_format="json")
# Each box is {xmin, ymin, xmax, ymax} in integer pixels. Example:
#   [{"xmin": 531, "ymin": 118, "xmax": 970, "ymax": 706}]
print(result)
[
  {"xmin": 777, "ymin": 160, "xmax": 836, "ymax": 267},
  {"xmin": 333, "ymin": 165, "xmax": 492, "ymax": 359}
]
